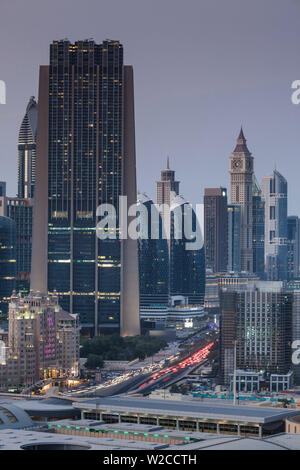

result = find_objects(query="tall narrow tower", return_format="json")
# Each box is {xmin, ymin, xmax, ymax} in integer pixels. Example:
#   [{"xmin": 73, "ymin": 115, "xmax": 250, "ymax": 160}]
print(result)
[
  {"xmin": 204, "ymin": 187, "xmax": 228, "ymax": 273},
  {"xmin": 229, "ymin": 128, "xmax": 254, "ymax": 272},
  {"xmin": 156, "ymin": 158, "xmax": 180, "ymax": 206},
  {"xmin": 31, "ymin": 40, "xmax": 140, "ymax": 337},
  {"xmin": 18, "ymin": 97, "xmax": 38, "ymax": 199},
  {"xmin": 261, "ymin": 170, "xmax": 288, "ymax": 281}
]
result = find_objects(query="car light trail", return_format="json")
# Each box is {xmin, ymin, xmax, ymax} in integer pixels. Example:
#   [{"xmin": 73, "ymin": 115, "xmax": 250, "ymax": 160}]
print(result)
[{"xmin": 137, "ymin": 342, "xmax": 214, "ymax": 390}]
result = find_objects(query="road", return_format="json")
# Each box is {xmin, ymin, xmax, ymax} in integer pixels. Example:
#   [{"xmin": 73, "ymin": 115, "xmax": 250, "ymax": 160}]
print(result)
[
  {"xmin": 127, "ymin": 341, "xmax": 214, "ymax": 395},
  {"xmin": 60, "ymin": 329, "xmax": 217, "ymax": 398}
]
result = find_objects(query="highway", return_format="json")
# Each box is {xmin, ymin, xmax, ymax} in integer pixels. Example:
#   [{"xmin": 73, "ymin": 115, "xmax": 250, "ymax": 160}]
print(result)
[
  {"xmin": 128, "ymin": 341, "xmax": 214, "ymax": 395},
  {"xmin": 59, "ymin": 329, "xmax": 217, "ymax": 398}
]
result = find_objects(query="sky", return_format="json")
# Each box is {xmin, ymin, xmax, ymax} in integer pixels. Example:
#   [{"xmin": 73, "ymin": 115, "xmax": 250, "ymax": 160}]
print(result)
[{"xmin": 0, "ymin": 0, "xmax": 300, "ymax": 213}]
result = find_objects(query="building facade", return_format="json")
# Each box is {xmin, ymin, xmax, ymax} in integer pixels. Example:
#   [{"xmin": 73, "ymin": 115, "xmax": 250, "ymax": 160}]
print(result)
[
  {"xmin": 204, "ymin": 187, "xmax": 228, "ymax": 273},
  {"xmin": 0, "ymin": 99, "xmax": 37, "ymax": 297},
  {"xmin": 6, "ymin": 198, "xmax": 33, "ymax": 295},
  {"xmin": 252, "ymin": 176, "xmax": 265, "ymax": 278},
  {"xmin": 137, "ymin": 193, "xmax": 169, "ymax": 308},
  {"xmin": 220, "ymin": 281, "xmax": 293, "ymax": 386},
  {"xmin": 169, "ymin": 195, "xmax": 205, "ymax": 305},
  {"xmin": 227, "ymin": 204, "xmax": 241, "ymax": 272},
  {"xmin": 156, "ymin": 158, "xmax": 180, "ymax": 207},
  {"xmin": 17, "ymin": 96, "xmax": 38, "ymax": 199},
  {"xmin": 205, "ymin": 271, "xmax": 259, "ymax": 314},
  {"xmin": 285, "ymin": 284, "xmax": 300, "ymax": 385},
  {"xmin": 0, "ymin": 291, "xmax": 80, "ymax": 391},
  {"xmin": 287, "ymin": 216, "xmax": 300, "ymax": 281},
  {"xmin": 229, "ymin": 128, "xmax": 254, "ymax": 272},
  {"xmin": 33, "ymin": 40, "xmax": 140, "ymax": 336},
  {"xmin": 0, "ymin": 182, "xmax": 6, "ymax": 198},
  {"xmin": 140, "ymin": 299, "xmax": 205, "ymax": 332},
  {"xmin": 262, "ymin": 170, "xmax": 288, "ymax": 281},
  {"xmin": 0, "ymin": 217, "xmax": 16, "ymax": 318},
  {"xmin": 57, "ymin": 310, "xmax": 80, "ymax": 377}
]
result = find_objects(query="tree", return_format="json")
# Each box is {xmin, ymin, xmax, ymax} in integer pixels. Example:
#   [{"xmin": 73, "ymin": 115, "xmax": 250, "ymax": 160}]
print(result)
[
  {"xmin": 80, "ymin": 335, "xmax": 167, "ymax": 362},
  {"xmin": 85, "ymin": 354, "xmax": 104, "ymax": 369}
]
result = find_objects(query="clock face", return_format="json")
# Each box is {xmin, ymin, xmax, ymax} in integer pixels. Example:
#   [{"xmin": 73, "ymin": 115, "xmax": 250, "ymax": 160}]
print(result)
[{"xmin": 232, "ymin": 159, "xmax": 241, "ymax": 169}]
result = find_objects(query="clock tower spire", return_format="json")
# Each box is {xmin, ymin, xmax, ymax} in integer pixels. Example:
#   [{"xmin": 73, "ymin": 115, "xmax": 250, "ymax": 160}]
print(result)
[{"xmin": 229, "ymin": 127, "xmax": 254, "ymax": 272}]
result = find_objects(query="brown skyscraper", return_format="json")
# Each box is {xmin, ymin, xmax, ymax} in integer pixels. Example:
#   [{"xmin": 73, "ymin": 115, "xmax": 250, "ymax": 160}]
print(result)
[
  {"xmin": 156, "ymin": 158, "xmax": 180, "ymax": 206},
  {"xmin": 31, "ymin": 41, "xmax": 140, "ymax": 337},
  {"xmin": 229, "ymin": 128, "xmax": 254, "ymax": 272},
  {"xmin": 204, "ymin": 187, "xmax": 228, "ymax": 272}
]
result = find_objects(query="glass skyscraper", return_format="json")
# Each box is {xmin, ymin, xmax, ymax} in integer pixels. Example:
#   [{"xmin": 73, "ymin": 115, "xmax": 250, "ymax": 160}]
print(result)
[
  {"xmin": 0, "ymin": 216, "xmax": 16, "ymax": 317},
  {"xmin": 204, "ymin": 187, "xmax": 228, "ymax": 273},
  {"xmin": 262, "ymin": 170, "xmax": 288, "ymax": 281},
  {"xmin": 252, "ymin": 176, "xmax": 265, "ymax": 279},
  {"xmin": 287, "ymin": 215, "xmax": 300, "ymax": 281},
  {"xmin": 32, "ymin": 40, "xmax": 140, "ymax": 337},
  {"xmin": 0, "ymin": 182, "xmax": 6, "ymax": 198},
  {"xmin": 227, "ymin": 204, "xmax": 241, "ymax": 272},
  {"xmin": 169, "ymin": 195, "xmax": 205, "ymax": 304},
  {"xmin": 137, "ymin": 193, "xmax": 169, "ymax": 307},
  {"xmin": 18, "ymin": 96, "xmax": 37, "ymax": 199},
  {"xmin": 3, "ymin": 98, "xmax": 37, "ymax": 296},
  {"xmin": 6, "ymin": 198, "xmax": 33, "ymax": 295}
]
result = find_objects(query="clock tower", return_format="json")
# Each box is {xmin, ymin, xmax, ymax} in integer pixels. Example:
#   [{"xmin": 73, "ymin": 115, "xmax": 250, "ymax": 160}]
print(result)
[{"xmin": 229, "ymin": 128, "xmax": 254, "ymax": 272}]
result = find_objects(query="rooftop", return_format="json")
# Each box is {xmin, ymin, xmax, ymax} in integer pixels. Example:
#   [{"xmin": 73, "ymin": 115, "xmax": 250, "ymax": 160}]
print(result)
[
  {"xmin": 0, "ymin": 427, "xmax": 299, "ymax": 450},
  {"xmin": 0, "ymin": 402, "xmax": 33, "ymax": 430},
  {"xmin": 0, "ymin": 398, "xmax": 79, "ymax": 419},
  {"xmin": 74, "ymin": 396, "xmax": 299, "ymax": 424},
  {"xmin": 0, "ymin": 428, "xmax": 168, "ymax": 451}
]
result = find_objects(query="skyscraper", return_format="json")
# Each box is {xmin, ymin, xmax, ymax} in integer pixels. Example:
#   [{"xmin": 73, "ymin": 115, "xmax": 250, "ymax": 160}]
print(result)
[
  {"xmin": 287, "ymin": 216, "xmax": 300, "ymax": 281},
  {"xmin": 0, "ymin": 216, "xmax": 16, "ymax": 317},
  {"xmin": 0, "ymin": 182, "xmax": 6, "ymax": 218},
  {"xmin": 262, "ymin": 170, "xmax": 288, "ymax": 281},
  {"xmin": 204, "ymin": 187, "xmax": 228, "ymax": 273},
  {"xmin": 227, "ymin": 204, "xmax": 241, "ymax": 272},
  {"xmin": 137, "ymin": 193, "xmax": 169, "ymax": 307},
  {"xmin": 3, "ymin": 99, "xmax": 37, "ymax": 296},
  {"xmin": 156, "ymin": 158, "xmax": 180, "ymax": 206},
  {"xmin": 229, "ymin": 128, "xmax": 254, "ymax": 272},
  {"xmin": 31, "ymin": 40, "xmax": 140, "ymax": 337},
  {"xmin": 169, "ymin": 195, "xmax": 205, "ymax": 304},
  {"xmin": 285, "ymin": 283, "xmax": 300, "ymax": 385},
  {"xmin": 252, "ymin": 176, "xmax": 265, "ymax": 278},
  {"xmin": 17, "ymin": 96, "xmax": 38, "ymax": 199},
  {"xmin": 0, "ymin": 182, "xmax": 6, "ymax": 198},
  {"xmin": 6, "ymin": 198, "xmax": 33, "ymax": 295},
  {"xmin": 0, "ymin": 183, "xmax": 6, "ymax": 219},
  {"xmin": 156, "ymin": 159, "xmax": 180, "ymax": 247}
]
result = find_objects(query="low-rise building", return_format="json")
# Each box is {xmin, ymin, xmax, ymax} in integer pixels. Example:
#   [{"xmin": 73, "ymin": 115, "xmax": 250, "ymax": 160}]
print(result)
[
  {"xmin": 73, "ymin": 395, "xmax": 299, "ymax": 438},
  {"xmin": 0, "ymin": 291, "xmax": 80, "ymax": 391}
]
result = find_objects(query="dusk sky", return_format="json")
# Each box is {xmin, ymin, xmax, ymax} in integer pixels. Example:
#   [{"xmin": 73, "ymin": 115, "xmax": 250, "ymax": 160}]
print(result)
[{"xmin": 0, "ymin": 0, "xmax": 300, "ymax": 213}]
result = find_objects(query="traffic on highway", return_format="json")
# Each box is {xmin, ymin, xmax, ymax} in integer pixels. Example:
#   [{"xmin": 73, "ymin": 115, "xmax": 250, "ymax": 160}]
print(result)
[{"xmin": 135, "ymin": 342, "xmax": 214, "ymax": 393}]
